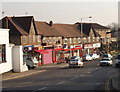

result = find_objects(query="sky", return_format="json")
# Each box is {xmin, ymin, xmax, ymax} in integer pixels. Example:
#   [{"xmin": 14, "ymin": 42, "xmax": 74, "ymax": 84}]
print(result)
[{"xmin": 0, "ymin": 0, "xmax": 119, "ymax": 26}]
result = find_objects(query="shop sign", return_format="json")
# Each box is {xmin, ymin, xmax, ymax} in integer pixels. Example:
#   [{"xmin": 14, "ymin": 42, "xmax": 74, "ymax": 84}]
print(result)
[
  {"xmin": 84, "ymin": 44, "xmax": 93, "ymax": 49},
  {"xmin": 93, "ymin": 43, "xmax": 101, "ymax": 48}
]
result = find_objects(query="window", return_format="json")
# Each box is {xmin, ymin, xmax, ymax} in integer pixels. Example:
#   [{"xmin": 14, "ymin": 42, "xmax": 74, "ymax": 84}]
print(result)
[
  {"xmin": 0, "ymin": 44, "xmax": 6, "ymax": 63},
  {"xmin": 97, "ymin": 37, "xmax": 99, "ymax": 42},
  {"xmin": 69, "ymin": 38, "xmax": 72, "ymax": 43},
  {"xmin": 84, "ymin": 37, "xmax": 86, "ymax": 43},
  {"xmin": 37, "ymin": 36, "xmax": 41, "ymax": 42},
  {"xmin": 33, "ymin": 35, "xmax": 36, "ymax": 43},
  {"xmin": 49, "ymin": 37, "xmax": 52, "ymax": 43},
  {"xmin": 74, "ymin": 38, "xmax": 76, "ymax": 43},
  {"xmin": 64, "ymin": 38, "xmax": 67, "ymax": 44},
  {"xmin": 92, "ymin": 37, "xmax": 95, "ymax": 42},
  {"xmin": 88, "ymin": 37, "xmax": 91, "ymax": 42},
  {"xmin": 43, "ymin": 37, "xmax": 47, "ymax": 43},
  {"xmin": 23, "ymin": 36, "xmax": 26, "ymax": 44},
  {"xmin": 54, "ymin": 37, "xmax": 56, "ymax": 43},
  {"xmin": 78, "ymin": 38, "xmax": 81, "ymax": 43}
]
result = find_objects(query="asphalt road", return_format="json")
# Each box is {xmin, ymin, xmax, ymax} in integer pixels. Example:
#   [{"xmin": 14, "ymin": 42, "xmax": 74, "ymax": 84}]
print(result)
[{"xmin": 2, "ymin": 59, "xmax": 118, "ymax": 91}]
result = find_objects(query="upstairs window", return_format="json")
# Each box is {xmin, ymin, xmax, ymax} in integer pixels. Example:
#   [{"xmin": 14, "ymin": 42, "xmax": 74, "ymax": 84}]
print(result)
[
  {"xmin": 69, "ymin": 38, "xmax": 72, "ymax": 44},
  {"xmin": 74, "ymin": 38, "xmax": 76, "ymax": 43},
  {"xmin": 64, "ymin": 38, "xmax": 67, "ymax": 44},
  {"xmin": 84, "ymin": 37, "xmax": 86, "ymax": 43},
  {"xmin": 92, "ymin": 37, "xmax": 95, "ymax": 42},
  {"xmin": 0, "ymin": 44, "xmax": 6, "ymax": 63},
  {"xmin": 43, "ymin": 37, "xmax": 47, "ymax": 43},
  {"xmin": 37, "ymin": 36, "xmax": 41, "ymax": 42},
  {"xmin": 78, "ymin": 38, "xmax": 81, "ymax": 43},
  {"xmin": 97, "ymin": 37, "xmax": 99, "ymax": 42},
  {"xmin": 88, "ymin": 37, "xmax": 91, "ymax": 42}
]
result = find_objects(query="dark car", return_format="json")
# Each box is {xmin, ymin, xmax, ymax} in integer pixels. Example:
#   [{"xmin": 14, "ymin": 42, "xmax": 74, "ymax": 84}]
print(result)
[{"xmin": 115, "ymin": 54, "xmax": 120, "ymax": 68}]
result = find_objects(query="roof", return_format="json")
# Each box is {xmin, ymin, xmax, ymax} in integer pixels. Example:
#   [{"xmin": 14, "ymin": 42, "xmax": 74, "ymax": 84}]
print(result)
[
  {"xmin": 35, "ymin": 21, "xmax": 62, "ymax": 36},
  {"xmin": 74, "ymin": 23, "xmax": 103, "ymax": 37},
  {"xmin": 52, "ymin": 24, "xmax": 84, "ymax": 37},
  {"xmin": 7, "ymin": 17, "xmax": 28, "ymax": 35},
  {"xmin": 0, "ymin": 16, "xmax": 36, "ymax": 35}
]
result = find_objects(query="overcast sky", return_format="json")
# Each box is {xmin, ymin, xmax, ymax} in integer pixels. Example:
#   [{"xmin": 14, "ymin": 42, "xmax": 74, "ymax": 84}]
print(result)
[{"xmin": 1, "ymin": 0, "xmax": 118, "ymax": 26}]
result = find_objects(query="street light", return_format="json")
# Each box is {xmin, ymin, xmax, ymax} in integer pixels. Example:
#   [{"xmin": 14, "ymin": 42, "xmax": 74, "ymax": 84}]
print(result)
[
  {"xmin": 80, "ymin": 16, "xmax": 92, "ymax": 54},
  {"xmin": 81, "ymin": 16, "xmax": 92, "ymax": 37}
]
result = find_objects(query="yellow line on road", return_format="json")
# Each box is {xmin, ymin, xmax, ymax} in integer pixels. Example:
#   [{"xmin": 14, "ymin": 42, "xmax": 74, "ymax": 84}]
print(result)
[{"xmin": 3, "ymin": 70, "xmax": 46, "ymax": 81}]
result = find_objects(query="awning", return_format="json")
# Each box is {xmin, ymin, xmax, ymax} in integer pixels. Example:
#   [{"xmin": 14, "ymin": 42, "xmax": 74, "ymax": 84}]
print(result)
[
  {"xmin": 54, "ymin": 48, "xmax": 63, "ymax": 51},
  {"xmin": 64, "ymin": 49, "xmax": 70, "ymax": 51},
  {"xmin": 34, "ymin": 50, "xmax": 49, "ymax": 54},
  {"xmin": 71, "ymin": 47, "xmax": 82, "ymax": 50}
]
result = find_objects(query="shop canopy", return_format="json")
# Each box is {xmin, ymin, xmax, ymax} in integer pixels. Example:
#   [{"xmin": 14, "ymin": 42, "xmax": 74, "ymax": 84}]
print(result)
[
  {"xmin": 34, "ymin": 50, "xmax": 49, "ymax": 54},
  {"xmin": 71, "ymin": 47, "xmax": 82, "ymax": 50},
  {"xmin": 54, "ymin": 48, "xmax": 63, "ymax": 51}
]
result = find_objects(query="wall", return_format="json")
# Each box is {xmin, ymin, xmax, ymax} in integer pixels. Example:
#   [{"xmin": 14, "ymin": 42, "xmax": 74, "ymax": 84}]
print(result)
[
  {"xmin": 0, "ymin": 29, "xmax": 13, "ymax": 74},
  {"xmin": 12, "ymin": 46, "xmax": 28, "ymax": 72}
]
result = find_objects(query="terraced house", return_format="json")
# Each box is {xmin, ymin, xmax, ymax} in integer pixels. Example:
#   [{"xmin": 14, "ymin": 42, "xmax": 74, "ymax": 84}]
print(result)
[{"xmin": 0, "ymin": 16, "xmax": 109, "ymax": 65}]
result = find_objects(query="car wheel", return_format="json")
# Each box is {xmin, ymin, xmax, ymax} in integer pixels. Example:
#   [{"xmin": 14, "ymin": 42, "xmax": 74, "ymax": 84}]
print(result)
[{"xmin": 27, "ymin": 65, "xmax": 31, "ymax": 70}]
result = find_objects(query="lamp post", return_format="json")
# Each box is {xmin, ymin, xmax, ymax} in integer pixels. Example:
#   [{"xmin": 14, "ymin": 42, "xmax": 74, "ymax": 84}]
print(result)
[
  {"xmin": 81, "ymin": 16, "xmax": 92, "ymax": 54},
  {"xmin": 81, "ymin": 16, "xmax": 92, "ymax": 38}
]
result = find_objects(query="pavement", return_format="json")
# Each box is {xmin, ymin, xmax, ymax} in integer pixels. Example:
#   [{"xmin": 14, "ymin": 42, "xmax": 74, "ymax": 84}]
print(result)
[
  {"xmin": 110, "ymin": 69, "xmax": 120, "ymax": 92},
  {"xmin": 2, "ymin": 62, "xmax": 67, "ymax": 81}
]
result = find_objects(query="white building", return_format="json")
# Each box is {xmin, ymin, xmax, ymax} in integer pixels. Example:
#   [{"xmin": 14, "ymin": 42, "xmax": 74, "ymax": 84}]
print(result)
[{"xmin": 0, "ymin": 29, "xmax": 13, "ymax": 74}]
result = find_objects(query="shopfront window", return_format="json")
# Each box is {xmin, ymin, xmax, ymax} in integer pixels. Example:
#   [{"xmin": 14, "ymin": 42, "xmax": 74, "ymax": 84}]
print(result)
[{"xmin": 0, "ymin": 44, "xmax": 6, "ymax": 63}]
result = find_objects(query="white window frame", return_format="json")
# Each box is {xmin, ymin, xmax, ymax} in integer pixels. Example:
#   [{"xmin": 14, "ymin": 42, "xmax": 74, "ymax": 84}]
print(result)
[
  {"xmin": 93, "ymin": 37, "xmax": 95, "ymax": 42},
  {"xmin": 74, "ymin": 38, "xmax": 76, "ymax": 43},
  {"xmin": 78, "ymin": 37, "xmax": 81, "ymax": 43},
  {"xmin": 69, "ymin": 38, "xmax": 72, "ymax": 44},
  {"xmin": 43, "ymin": 37, "xmax": 47, "ymax": 43},
  {"xmin": 97, "ymin": 37, "xmax": 99, "ymax": 42},
  {"xmin": 37, "ymin": 35, "xmax": 41, "ymax": 42},
  {"xmin": 64, "ymin": 38, "xmax": 67, "ymax": 44},
  {"xmin": 84, "ymin": 37, "xmax": 86, "ymax": 43},
  {"xmin": 49, "ymin": 37, "xmax": 52, "ymax": 43},
  {"xmin": 88, "ymin": 37, "xmax": 91, "ymax": 42}
]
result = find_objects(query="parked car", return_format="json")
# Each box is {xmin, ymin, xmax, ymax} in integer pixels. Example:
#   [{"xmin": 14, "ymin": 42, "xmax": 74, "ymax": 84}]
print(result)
[
  {"xmin": 91, "ymin": 54, "xmax": 100, "ymax": 60},
  {"xmin": 102, "ymin": 54, "xmax": 113, "ymax": 59},
  {"xmin": 70, "ymin": 56, "xmax": 81, "ymax": 60},
  {"xmin": 115, "ymin": 54, "xmax": 120, "ymax": 68},
  {"xmin": 100, "ymin": 58, "xmax": 112, "ymax": 66},
  {"xmin": 69, "ymin": 58, "xmax": 83, "ymax": 68},
  {"xmin": 83, "ymin": 54, "xmax": 93, "ymax": 61},
  {"xmin": 26, "ymin": 58, "xmax": 36, "ymax": 69}
]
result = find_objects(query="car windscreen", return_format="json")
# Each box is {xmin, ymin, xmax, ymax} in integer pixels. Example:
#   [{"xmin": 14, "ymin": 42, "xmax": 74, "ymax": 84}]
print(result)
[
  {"xmin": 103, "ymin": 55, "xmax": 108, "ymax": 57},
  {"xmin": 102, "ymin": 59, "xmax": 110, "ymax": 61},
  {"xmin": 71, "ymin": 56, "xmax": 77, "ymax": 59},
  {"xmin": 71, "ymin": 59, "xmax": 78, "ymax": 61},
  {"xmin": 116, "ymin": 55, "xmax": 120, "ymax": 59}
]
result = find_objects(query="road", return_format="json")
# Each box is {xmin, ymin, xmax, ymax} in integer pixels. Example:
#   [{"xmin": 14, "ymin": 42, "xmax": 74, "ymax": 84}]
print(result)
[{"xmin": 2, "ymin": 59, "xmax": 118, "ymax": 91}]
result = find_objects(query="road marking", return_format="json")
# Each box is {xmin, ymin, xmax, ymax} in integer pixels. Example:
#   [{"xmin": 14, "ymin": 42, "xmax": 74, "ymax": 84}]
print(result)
[
  {"xmin": 37, "ymin": 87, "xmax": 47, "ymax": 90},
  {"xmin": 87, "ymin": 72, "xmax": 91, "ymax": 74},
  {"xmin": 70, "ymin": 76, "xmax": 79, "ymax": 80},
  {"xmin": 80, "ymin": 75, "xmax": 85, "ymax": 77},
  {"xmin": 3, "ymin": 70, "xmax": 46, "ymax": 81},
  {"xmin": 56, "ymin": 81, "xmax": 66, "ymax": 85},
  {"xmin": 20, "ymin": 81, "xmax": 32, "ymax": 85}
]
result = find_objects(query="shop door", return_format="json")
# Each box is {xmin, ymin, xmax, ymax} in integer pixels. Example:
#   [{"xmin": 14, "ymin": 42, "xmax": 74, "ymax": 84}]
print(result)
[{"xmin": 43, "ymin": 49, "xmax": 53, "ymax": 64}]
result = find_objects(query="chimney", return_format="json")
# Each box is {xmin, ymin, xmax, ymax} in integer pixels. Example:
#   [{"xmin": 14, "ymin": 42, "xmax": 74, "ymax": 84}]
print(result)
[{"xmin": 49, "ymin": 21, "xmax": 53, "ymax": 26}]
